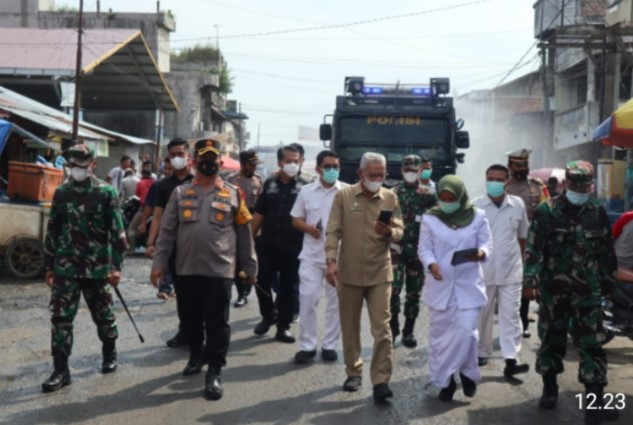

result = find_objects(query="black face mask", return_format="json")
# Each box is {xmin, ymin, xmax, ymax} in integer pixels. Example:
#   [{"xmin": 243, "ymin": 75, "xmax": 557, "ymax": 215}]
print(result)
[
  {"xmin": 513, "ymin": 169, "xmax": 529, "ymax": 180},
  {"xmin": 197, "ymin": 160, "xmax": 219, "ymax": 177}
]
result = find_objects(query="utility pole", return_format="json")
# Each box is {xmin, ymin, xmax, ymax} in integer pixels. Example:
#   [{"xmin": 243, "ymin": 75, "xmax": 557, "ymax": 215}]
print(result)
[
  {"xmin": 257, "ymin": 123, "xmax": 261, "ymax": 149},
  {"xmin": 214, "ymin": 24, "xmax": 220, "ymax": 61},
  {"xmin": 71, "ymin": 0, "xmax": 84, "ymax": 143}
]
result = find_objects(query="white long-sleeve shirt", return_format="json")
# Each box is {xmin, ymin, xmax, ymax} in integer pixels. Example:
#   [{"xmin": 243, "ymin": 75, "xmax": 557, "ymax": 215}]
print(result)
[
  {"xmin": 418, "ymin": 209, "xmax": 493, "ymax": 311},
  {"xmin": 472, "ymin": 194, "xmax": 528, "ymax": 286}
]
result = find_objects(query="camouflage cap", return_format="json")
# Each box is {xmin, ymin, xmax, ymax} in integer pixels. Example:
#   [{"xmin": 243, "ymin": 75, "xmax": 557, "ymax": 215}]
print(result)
[
  {"xmin": 402, "ymin": 155, "xmax": 422, "ymax": 167},
  {"xmin": 565, "ymin": 160, "xmax": 594, "ymax": 191},
  {"xmin": 68, "ymin": 144, "xmax": 95, "ymax": 166}
]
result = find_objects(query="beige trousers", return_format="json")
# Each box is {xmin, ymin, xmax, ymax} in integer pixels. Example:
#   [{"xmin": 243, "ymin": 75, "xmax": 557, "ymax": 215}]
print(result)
[{"xmin": 337, "ymin": 282, "xmax": 393, "ymax": 386}]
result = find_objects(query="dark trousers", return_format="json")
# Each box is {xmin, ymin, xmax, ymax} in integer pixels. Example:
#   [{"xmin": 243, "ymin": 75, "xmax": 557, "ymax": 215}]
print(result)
[
  {"xmin": 256, "ymin": 241, "xmax": 300, "ymax": 330},
  {"xmin": 520, "ymin": 296, "xmax": 530, "ymax": 331},
  {"xmin": 177, "ymin": 275, "xmax": 232, "ymax": 368},
  {"xmin": 234, "ymin": 274, "xmax": 252, "ymax": 298}
]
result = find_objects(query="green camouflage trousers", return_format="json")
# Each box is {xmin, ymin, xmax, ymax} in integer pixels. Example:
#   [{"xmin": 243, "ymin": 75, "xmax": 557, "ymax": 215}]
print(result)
[
  {"xmin": 49, "ymin": 276, "xmax": 118, "ymax": 357},
  {"xmin": 391, "ymin": 245, "xmax": 424, "ymax": 319},
  {"xmin": 536, "ymin": 285, "xmax": 608, "ymax": 384}
]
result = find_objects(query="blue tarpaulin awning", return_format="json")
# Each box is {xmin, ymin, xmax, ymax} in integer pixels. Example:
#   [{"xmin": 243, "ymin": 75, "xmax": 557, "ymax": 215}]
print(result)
[{"xmin": 0, "ymin": 118, "xmax": 55, "ymax": 155}]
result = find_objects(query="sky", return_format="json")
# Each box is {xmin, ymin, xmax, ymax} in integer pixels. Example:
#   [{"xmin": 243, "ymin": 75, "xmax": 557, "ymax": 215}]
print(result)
[{"xmin": 57, "ymin": 0, "xmax": 541, "ymax": 151}]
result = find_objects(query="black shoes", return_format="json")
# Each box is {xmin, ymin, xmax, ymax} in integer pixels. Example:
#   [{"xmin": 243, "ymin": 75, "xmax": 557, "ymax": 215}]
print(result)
[
  {"xmin": 275, "ymin": 329, "xmax": 295, "ymax": 343},
  {"xmin": 401, "ymin": 334, "xmax": 417, "ymax": 348},
  {"xmin": 183, "ymin": 347, "xmax": 203, "ymax": 376},
  {"xmin": 294, "ymin": 350, "xmax": 317, "ymax": 364},
  {"xmin": 42, "ymin": 355, "xmax": 71, "ymax": 393},
  {"xmin": 522, "ymin": 330, "xmax": 531, "ymax": 338},
  {"xmin": 438, "ymin": 375, "xmax": 457, "ymax": 401},
  {"xmin": 205, "ymin": 367, "xmax": 223, "ymax": 401},
  {"xmin": 321, "ymin": 349, "xmax": 338, "ymax": 362},
  {"xmin": 166, "ymin": 332, "xmax": 188, "ymax": 348},
  {"xmin": 233, "ymin": 295, "xmax": 248, "ymax": 308},
  {"xmin": 343, "ymin": 376, "xmax": 362, "ymax": 392},
  {"xmin": 254, "ymin": 318, "xmax": 276, "ymax": 336},
  {"xmin": 478, "ymin": 357, "xmax": 489, "ymax": 367},
  {"xmin": 373, "ymin": 383, "xmax": 394, "ymax": 403},
  {"xmin": 539, "ymin": 375, "xmax": 559, "ymax": 410},
  {"xmin": 460, "ymin": 373, "xmax": 477, "ymax": 397},
  {"xmin": 101, "ymin": 341, "xmax": 117, "ymax": 374},
  {"xmin": 503, "ymin": 359, "xmax": 530, "ymax": 377}
]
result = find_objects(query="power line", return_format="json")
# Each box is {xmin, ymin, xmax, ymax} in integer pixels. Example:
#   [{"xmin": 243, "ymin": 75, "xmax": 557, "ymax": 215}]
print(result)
[{"xmin": 492, "ymin": 0, "xmax": 575, "ymax": 89}]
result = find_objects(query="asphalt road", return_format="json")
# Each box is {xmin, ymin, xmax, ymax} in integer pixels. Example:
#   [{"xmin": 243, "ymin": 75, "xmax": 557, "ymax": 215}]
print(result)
[{"xmin": 1, "ymin": 257, "xmax": 632, "ymax": 425}]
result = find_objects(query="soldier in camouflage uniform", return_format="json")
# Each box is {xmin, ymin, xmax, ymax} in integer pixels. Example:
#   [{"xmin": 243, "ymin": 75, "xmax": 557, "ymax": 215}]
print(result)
[
  {"xmin": 226, "ymin": 149, "xmax": 263, "ymax": 308},
  {"xmin": 390, "ymin": 155, "xmax": 437, "ymax": 347},
  {"xmin": 523, "ymin": 161, "xmax": 619, "ymax": 424},
  {"xmin": 506, "ymin": 147, "xmax": 550, "ymax": 338},
  {"xmin": 42, "ymin": 144, "xmax": 128, "ymax": 393}
]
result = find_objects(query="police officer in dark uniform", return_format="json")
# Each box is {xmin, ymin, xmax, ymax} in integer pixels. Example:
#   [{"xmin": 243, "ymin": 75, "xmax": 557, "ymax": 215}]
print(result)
[
  {"xmin": 226, "ymin": 149, "xmax": 263, "ymax": 307},
  {"xmin": 151, "ymin": 138, "xmax": 257, "ymax": 400},
  {"xmin": 251, "ymin": 144, "xmax": 313, "ymax": 343}
]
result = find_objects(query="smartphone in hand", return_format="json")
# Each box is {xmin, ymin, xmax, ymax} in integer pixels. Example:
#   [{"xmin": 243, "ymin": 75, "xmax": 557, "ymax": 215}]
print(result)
[{"xmin": 378, "ymin": 210, "xmax": 393, "ymax": 225}]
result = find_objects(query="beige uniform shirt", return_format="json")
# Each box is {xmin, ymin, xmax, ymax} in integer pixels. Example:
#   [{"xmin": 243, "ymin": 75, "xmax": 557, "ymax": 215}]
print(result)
[
  {"xmin": 153, "ymin": 178, "xmax": 257, "ymax": 278},
  {"xmin": 325, "ymin": 183, "xmax": 404, "ymax": 287},
  {"xmin": 506, "ymin": 177, "xmax": 547, "ymax": 221},
  {"xmin": 225, "ymin": 171, "xmax": 263, "ymax": 212}
]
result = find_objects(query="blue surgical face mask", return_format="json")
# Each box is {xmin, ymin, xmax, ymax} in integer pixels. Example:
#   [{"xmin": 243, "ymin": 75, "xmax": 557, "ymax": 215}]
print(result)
[
  {"xmin": 420, "ymin": 169, "xmax": 432, "ymax": 180},
  {"xmin": 566, "ymin": 189, "xmax": 590, "ymax": 206},
  {"xmin": 322, "ymin": 168, "xmax": 339, "ymax": 184},
  {"xmin": 438, "ymin": 200, "xmax": 461, "ymax": 214},
  {"xmin": 486, "ymin": 181, "xmax": 505, "ymax": 198}
]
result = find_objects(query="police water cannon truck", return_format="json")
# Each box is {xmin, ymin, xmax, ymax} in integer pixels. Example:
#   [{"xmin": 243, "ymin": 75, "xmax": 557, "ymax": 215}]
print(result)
[{"xmin": 320, "ymin": 76, "xmax": 470, "ymax": 186}]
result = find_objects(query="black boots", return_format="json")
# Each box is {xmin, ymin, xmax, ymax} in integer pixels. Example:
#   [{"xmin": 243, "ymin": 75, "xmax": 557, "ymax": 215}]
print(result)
[
  {"xmin": 584, "ymin": 383, "xmax": 620, "ymax": 425},
  {"xmin": 205, "ymin": 366, "xmax": 223, "ymax": 400},
  {"xmin": 401, "ymin": 317, "xmax": 417, "ymax": 348},
  {"xmin": 101, "ymin": 341, "xmax": 117, "ymax": 374},
  {"xmin": 539, "ymin": 374, "xmax": 559, "ymax": 409},
  {"xmin": 438, "ymin": 375, "xmax": 457, "ymax": 401},
  {"xmin": 42, "ymin": 355, "xmax": 71, "ymax": 393}
]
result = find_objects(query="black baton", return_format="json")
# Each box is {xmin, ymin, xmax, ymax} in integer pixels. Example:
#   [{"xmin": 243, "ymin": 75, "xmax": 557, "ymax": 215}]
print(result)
[{"xmin": 113, "ymin": 286, "xmax": 145, "ymax": 344}]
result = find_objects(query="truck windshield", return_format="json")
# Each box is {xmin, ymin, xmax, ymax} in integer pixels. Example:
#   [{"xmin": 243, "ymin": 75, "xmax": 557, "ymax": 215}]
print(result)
[
  {"xmin": 339, "ymin": 116, "xmax": 448, "ymax": 146},
  {"xmin": 337, "ymin": 145, "xmax": 450, "ymax": 164}
]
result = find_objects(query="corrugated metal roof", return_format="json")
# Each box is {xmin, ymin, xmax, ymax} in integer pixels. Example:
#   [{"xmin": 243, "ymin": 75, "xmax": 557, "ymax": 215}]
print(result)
[
  {"xmin": 0, "ymin": 85, "xmax": 154, "ymax": 145},
  {"xmin": 0, "ymin": 28, "xmax": 178, "ymax": 111}
]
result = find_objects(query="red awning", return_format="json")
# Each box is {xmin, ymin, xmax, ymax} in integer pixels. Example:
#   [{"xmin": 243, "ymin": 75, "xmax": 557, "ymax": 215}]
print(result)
[{"xmin": 221, "ymin": 156, "xmax": 240, "ymax": 171}]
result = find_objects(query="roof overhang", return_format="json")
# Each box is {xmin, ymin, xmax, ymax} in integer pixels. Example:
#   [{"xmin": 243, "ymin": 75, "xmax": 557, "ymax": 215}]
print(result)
[{"xmin": 0, "ymin": 28, "xmax": 178, "ymax": 112}]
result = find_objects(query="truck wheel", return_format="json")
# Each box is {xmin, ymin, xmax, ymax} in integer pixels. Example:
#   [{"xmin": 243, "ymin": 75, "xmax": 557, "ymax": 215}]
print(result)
[{"xmin": 4, "ymin": 237, "xmax": 45, "ymax": 279}]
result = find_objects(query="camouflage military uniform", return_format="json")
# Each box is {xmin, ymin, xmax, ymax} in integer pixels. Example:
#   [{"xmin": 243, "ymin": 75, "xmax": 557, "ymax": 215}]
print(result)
[
  {"xmin": 391, "ymin": 182, "xmax": 436, "ymax": 320},
  {"xmin": 523, "ymin": 162, "xmax": 616, "ymax": 385},
  {"xmin": 45, "ymin": 166, "xmax": 127, "ymax": 357}
]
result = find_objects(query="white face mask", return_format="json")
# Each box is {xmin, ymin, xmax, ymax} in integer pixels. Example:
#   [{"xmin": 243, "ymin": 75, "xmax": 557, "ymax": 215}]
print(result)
[
  {"xmin": 403, "ymin": 172, "xmax": 418, "ymax": 183},
  {"xmin": 70, "ymin": 167, "xmax": 90, "ymax": 182},
  {"xmin": 170, "ymin": 156, "xmax": 187, "ymax": 170},
  {"xmin": 282, "ymin": 162, "xmax": 299, "ymax": 178},
  {"xmin": 363, "ymin": 178, "xmax": 383, "ymax": 193}
]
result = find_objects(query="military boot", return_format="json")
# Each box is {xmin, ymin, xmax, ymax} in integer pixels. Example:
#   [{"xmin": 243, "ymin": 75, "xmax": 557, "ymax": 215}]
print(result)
[
  {"xmin": 401, "ymin": 317, "xmax": 417, "ymax": 348},
  {"xmin": 584, "ymin": 383, "xmax": 620, "ymax": 425},
  {"xmin": 390, "ymin": 315, "xmax": 400, "ymax": 346},
  {"xmin": 42, "ymin": 355, "xmax": 71, "ymax": 393},
  {"xmin": 205, "ymin": 366, "xmax": 223, "ymax": 400},
  {"xmin": 101, "ymin": 341, "xmax": 117, "ymax": 374},
  {"xmin": 538, "ymin": 374, "xmax": 558, "ymax": 409}
]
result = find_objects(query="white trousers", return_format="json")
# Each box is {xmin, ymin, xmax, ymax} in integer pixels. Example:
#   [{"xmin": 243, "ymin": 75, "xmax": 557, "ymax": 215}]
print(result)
[
  {"xmin": 298, "ymin": 261, "xmax": 340, "ymax": 351},
  {"xmin": 478, "ymin": 284, "xmax": 522, "ymax": 360},
  {"xmin": 428, "ymin": 290, "xmax": 481, "ymax": 389}
]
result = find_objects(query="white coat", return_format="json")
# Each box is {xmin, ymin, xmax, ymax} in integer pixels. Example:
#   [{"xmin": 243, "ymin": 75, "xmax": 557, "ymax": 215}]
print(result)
[{"xmin": 417, "ymin": 209, "xmax": 493, "ymax": 311}]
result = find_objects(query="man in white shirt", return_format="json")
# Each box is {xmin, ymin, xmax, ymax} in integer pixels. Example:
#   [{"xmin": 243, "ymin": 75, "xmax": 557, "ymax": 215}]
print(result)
[
  {"xmin": 473, "ymin": 164, "xmax": 530, "ymax": 377},
  {"xmin": 106, "ymin": 155, "xmax": 132, "ymax": 194},
  {"xmin": 290, "ymin": 150, "xmax": 347, "ymax": 364}
]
